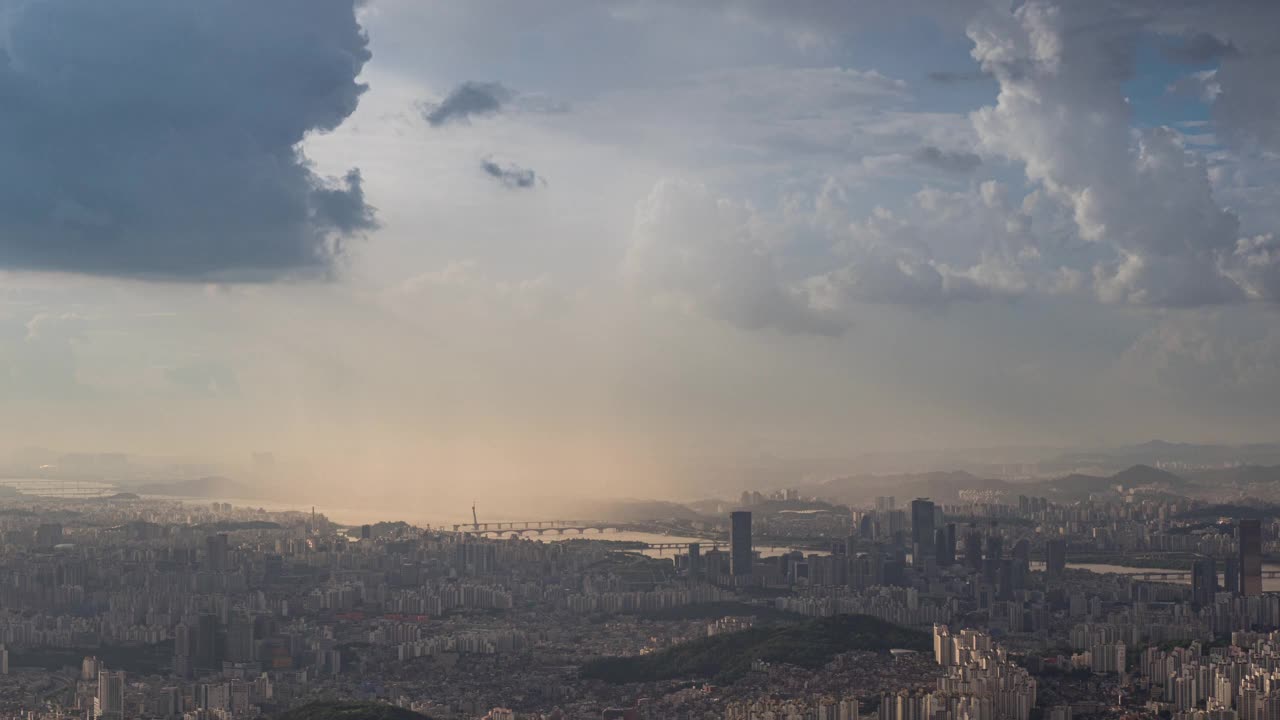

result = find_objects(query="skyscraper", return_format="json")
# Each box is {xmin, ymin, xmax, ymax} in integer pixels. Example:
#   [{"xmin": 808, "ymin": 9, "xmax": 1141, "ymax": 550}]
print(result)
[
  {"xmin": 1192, "ymin": 558, "xmax": 1217, "ymax": 606},
  {"xmin": 227, "ymin": 615, "xmax": 256, "ymax": 664},
  {"xmin": 983, "ymin": 535, "xmax": 1003, "ymax": 585},
  {"xmin": 911, "ymin": 498, "xmax": 936, "ymax": 563},
  {"xmin": 964, "ymin": 529, "xmax": 984, "ymax": 571},
  {"xmin": 934, "ymin": 528, "xmax": 953, "ymax": 567},
  {"xmin": 97, "ymin": 670, "xmax": 125, "ymax": 719},
  {"xmin": 942, "ymin": 523, "xmax": 957, "ymax": 567},
  {"xmin": 206, "ymin": 533, "xmax": 229, "ymax": 573},
  {"xmin": 1045, "ymin": 539, "xmax": 1067, "ymax": 579},
  {"xmin": 1239, "ymin": 518, "xmax": 1263, "ymax": 596},
  {"xmin": 1225, "ymin": 557, "xmax": 1240, "ymax": 596},
  {"xmin": 730, "ymin": 511, "xmax": 753, "ymax": 577}
]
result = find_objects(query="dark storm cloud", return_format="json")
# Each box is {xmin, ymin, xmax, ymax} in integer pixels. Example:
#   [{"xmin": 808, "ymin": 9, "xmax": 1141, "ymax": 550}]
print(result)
[
  {"xmin": 424, "ymin": 82, "xmax": 514, "ymax": 126},
  {"xmin": 480, "ymin": 159, "xmax": 541, "ymax": 190},
  {"xmin": 1161, "ymin": 32, "xmax": 1238, "ymax": 64},
  {"xmin": 913, "ymin": 146, "xmax": 982, "ymax": 173},
  {"xmin": 0, "ymin": 0, "xmax": 375, "ymax": 281}
]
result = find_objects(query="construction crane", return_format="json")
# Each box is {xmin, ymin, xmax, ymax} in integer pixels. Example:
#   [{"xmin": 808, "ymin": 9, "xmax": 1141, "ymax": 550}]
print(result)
[{"xmin": 472, "ymin": 502, "xmax": 479, "ymax": 532}]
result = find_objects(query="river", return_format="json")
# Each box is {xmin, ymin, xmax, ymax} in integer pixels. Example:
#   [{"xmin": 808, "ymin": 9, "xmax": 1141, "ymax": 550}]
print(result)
[{"xmin": 1062, "ymin": 562, "xmax": 1280, "ymax": 592}]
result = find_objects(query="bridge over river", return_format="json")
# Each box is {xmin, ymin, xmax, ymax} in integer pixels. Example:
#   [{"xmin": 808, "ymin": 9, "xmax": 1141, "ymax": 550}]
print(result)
[
  {"xmin": 451, "ymin": 519, "xmax": 650, "ymax": 536},
  {"xmin": 1126, "ymin": 569, "xmax": 1280, "ymax": 582}
]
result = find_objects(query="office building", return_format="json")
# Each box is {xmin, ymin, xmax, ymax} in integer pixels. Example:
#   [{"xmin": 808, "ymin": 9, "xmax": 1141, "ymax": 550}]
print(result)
[
  {"xmin": 36, "ymin": 522, "xmax": 63, "ymax": 548},
  {"xmin": 911, "ymin": 498, "xmax": 936, "ymax": 564},
  {"xmin": 1192, "ymin": 558, "xmax": 1217, "ymax": 606},
  {"xmin": 1239, "ymin": 518, "xmax": 1263, "ymax": 596},
  {"xmin": 942, "ymin": 523, "xmax": 957, "ymax": 567},
  {"xmin": 227, "ymin": 615, "xmax": 256, "ymax": 664},
  {"xmin": 196, "ymin": 614, "xmax": 220, "ymax": 667},
  {"xmin": 934, "ymin": 528, "xmax": 953, "ymax": 567},
  {"xmin": 206, "ymin": 533, "xmax": 229, "ymax": 573},
  {"xmin": 983, "ymin": 535, "xmax": 1003, "ymax": 585},
  {"xmin": 97, "ymin": 670, "xmax": 125, "ymax": 719},
  {"xmin": 730, "ymin": 511, "xmax": 753, "ymax": 576},
  {"xmin": 1045, "ymin": 539, "xmax": 1067, "ymax": 579},
  {"xmin": 964, "ymin": 529, "xmax": 984, "ymax": 571}
]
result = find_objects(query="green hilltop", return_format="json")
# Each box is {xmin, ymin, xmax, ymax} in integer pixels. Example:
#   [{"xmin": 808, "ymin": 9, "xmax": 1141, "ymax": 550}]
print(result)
[{"xmin": 580, "ymin": 613, "xmax": 929, "ymax": 684}]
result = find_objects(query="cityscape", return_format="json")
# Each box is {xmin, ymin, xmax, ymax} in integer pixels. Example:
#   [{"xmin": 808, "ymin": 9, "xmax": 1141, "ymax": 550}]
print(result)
[
  {"xmin": 5, "ymin": 0, "xmax": 1280, "ymax": 719},
  {"xmin": 0, "ymin": 465, "xmax": 1280, "ymax": 719}
]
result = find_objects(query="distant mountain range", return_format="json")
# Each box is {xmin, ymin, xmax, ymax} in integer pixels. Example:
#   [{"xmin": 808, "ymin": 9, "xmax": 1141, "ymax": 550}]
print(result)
[
  {"xmin": 133, "ymin": 476, "xmax": 259, "ymax": 499},
  {"xmin": 805, "ymin": 463, "xmax": 1277, "ymax": 506}
]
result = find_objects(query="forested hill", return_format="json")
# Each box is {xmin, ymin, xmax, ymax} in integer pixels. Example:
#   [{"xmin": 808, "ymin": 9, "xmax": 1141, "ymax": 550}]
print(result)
[{"xmin": 580, "ymin": 613, "xmax": 929, "ymax": 684}]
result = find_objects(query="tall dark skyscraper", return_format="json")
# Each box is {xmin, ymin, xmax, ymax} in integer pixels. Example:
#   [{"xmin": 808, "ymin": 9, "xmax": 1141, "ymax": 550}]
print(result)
[
  {"xmin": 964, "ymin": 529, "xmax": 984, "ymax": 571},
  {"xmin": 934, "ymin": 528, "xmax": 953, "ymax": 567},
  {"xmin": 911, "ymin": 498, "xmax": 936, "ymax": 563},
  {"xmin": 943, "ymin": 523, "xmax": 957, "ymax": 567},
  {"xmin": 730, "ymin": 511, "xmax": 753, "ymax": 577},
  {"xmin": 997, "ymin": 558, "xmax": 1015, "ymax": 600},
  {"xmin": 983, "ymin": 534, "xmax": 1003, "ymax": 585},
  {"xmin": 1192, "ymin": 558, "xmax": 1217, "ymax": 606},
  {"xmin": 1045, "ymin": 539, "xmax": 1067, "ymax": 579},
  {"xmin": 1239, "ymin": 518, "xmax": 1262, "ymax": 596},
  {"xmin": 1225, "ymin": 557, "xmax": 1240, "ymax": 596}
]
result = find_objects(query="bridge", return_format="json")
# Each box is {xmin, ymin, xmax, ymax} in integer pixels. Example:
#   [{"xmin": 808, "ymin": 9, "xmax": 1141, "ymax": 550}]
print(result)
[
  {"xmin": 644, "ymin": 542, "xmax": 727, "ymax": 552},
  {"xmin": 452, "ymin": 520, "xmax": 636, "ymax": 537},
  {"xmin": 1128, "ymin": 569, "xmax": 1280, "ymax": 582}
]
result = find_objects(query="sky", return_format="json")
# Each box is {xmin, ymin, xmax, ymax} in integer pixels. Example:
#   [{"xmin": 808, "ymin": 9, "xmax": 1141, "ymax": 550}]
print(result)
[{"xmin": 3, "ymin": 0, "xmax": 1280, "ymax": 505}]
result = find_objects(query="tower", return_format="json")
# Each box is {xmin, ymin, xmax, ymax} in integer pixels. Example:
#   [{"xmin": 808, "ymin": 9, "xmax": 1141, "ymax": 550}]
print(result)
[
  {"xmin": 730, "ymin": 511, "xmax": 753, "ymax": 577},
  {"xmin": 911, "ymin": 498, "xmax": 936, "ymax": 564},
  {"xmin": 1045, "ymin": 539, "xmax": 1067, "ymax": 579},
  {"xmin": 1238, "ymin": 518, "xmax": 1262, "ymax": 596}
]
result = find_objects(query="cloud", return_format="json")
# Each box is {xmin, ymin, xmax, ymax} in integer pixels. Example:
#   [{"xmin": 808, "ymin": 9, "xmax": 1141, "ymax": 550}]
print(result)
[
  {"xmin": 624, "ymin": 180, "xmax": 847, "ymax": 336},
  {"xmin": 624, "ymin": 178, "xmax": 1047, "ymax": 334},
  {"xmin": 913, "ymin": 145, "xmax": 982, "ymax": 173},
  {"xmin": 1159, "ymin": 32, "xmax": 1238, "ymax": 64},
  {"xmin": 480, "ymin": 158, "xmax": 542, "ymax": 190},
  {"xmin": 165, "ymin": 362, "xmax": 240, "ymax": 396},
  {"xmin": 386, "ymin": 261, "xmax": 565, "ymax": 319},
  {"xmin": 423, "ymin": 81, "xmax": 514, "ymax": 126},
  {"xmin": 927, "ymin": 70, "xmax": 986, "ymax": 84},
  {"xmin": 0, "ymin": 0, "xmax": 374, "ymax": 281},
  {"xmin": 969, "ymin": 1, "xmax": 1246, "ymax": 307}
]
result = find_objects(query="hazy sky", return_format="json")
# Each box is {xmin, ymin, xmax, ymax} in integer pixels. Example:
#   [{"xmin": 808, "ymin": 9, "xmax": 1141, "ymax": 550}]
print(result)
[{"xmin": 3, "ymin": 0, "xmax": 1280, "ymax": 501}]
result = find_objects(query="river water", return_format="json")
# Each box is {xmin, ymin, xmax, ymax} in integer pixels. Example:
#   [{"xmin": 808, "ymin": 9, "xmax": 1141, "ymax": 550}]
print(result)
[{"xmin": 1061, "ymin": 562, "xmax": 1280, "ymax": 592}]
